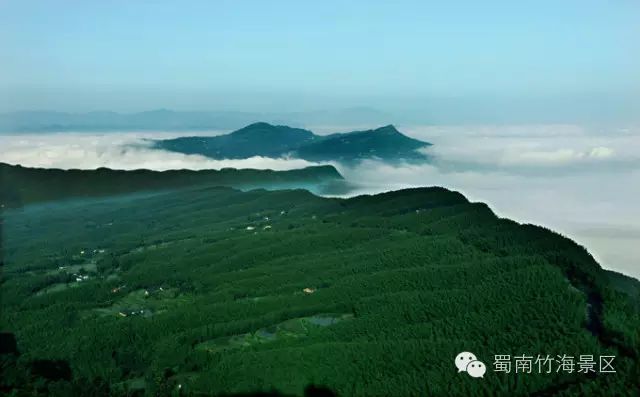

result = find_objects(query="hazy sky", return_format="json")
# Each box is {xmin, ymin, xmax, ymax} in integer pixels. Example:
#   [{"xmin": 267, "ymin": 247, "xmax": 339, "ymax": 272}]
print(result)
[{"xmin": 1, "ymin": 1, "xmax": 639, "ymax": 121}]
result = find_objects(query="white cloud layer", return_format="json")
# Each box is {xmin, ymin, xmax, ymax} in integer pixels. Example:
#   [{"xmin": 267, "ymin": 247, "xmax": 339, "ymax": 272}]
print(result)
[
  {"xmin": 0, "ymin": 131, "xmax": 318, "ymax": 171},
  {"xmin": 1, "ymin": 125, "xmax": 639, "ymax": 279},
  {"xmin": 406, "ymin": 124, "xmax": 639, "ymax": 171}
]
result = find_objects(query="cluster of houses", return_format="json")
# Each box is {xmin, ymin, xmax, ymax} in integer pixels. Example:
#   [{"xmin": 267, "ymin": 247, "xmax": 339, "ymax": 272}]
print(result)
[
  {"xmin": 111, "ymin": 285, "xmax": 166, "ymax": 296},
  {"xmin": 79, "ymin": 248, "xmax": 106, "ymax": 256},
  {"xmin": 118, "ymin": 309, "xmax": 146, "ymax": 317},
  {"xmin": 143, "ymin": 286, "xmax": 165, "ymax": 297},
  {"xmin": 246, "ymin": 224, "xmax": 272, "ymax": 231},
  {"xmin": 115, "ymin": 287, "xmax": 167, "ymax": 318},
  {"xmin": 242, "ymin": 212, "xmax": 290, "ymax": 232},
  {"xmin": 245, "ymin": 216, "xmax": 274, "ymax": 231},
  {"xmin": 56, "ymin": 265, "xmax": 90, "ymax": 282},
  {"xmin": 74, "ymin": 274, "xmax": 90, "ymax": 282}
]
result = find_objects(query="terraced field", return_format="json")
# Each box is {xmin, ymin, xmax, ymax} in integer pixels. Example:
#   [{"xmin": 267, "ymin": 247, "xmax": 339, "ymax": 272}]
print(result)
[{"xmin": 1, "ymin": 185, "xmax": 639, "ymax": 396}]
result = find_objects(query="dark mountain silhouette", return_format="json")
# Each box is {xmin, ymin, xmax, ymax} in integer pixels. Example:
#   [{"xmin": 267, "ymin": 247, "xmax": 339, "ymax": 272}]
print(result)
[
  {"xmin": 156, "ymin": 122, "xmax": 317, "ymax": 159},
  {"xmin": 0, "ymin": 162, "xmax": 346, "ymax": 208},
  {"xmin": 155, "ymin": 122, "xmax": 431, "ymax": 162},
  {"xmin": 295, "ymin": 124, "xmax": 430, "ymax": 162}
]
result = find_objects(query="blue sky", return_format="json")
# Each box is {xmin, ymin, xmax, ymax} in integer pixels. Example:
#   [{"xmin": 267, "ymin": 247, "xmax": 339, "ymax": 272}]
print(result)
[{"xmin": 1, "ymin": 0, "xmax": 638, "ymax": 120}]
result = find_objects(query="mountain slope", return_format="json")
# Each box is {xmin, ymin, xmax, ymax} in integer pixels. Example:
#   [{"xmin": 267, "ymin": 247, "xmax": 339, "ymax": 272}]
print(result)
[
  {"xmin": 155, "ymin": 122, "xmax": 431, "ymax": 163},
  {"xmin": 295, "ymin": 124, "xmax": 430, "ymax": 162},
  {"xmin": 1, "ymin": 176, "xmax": 638, "ymax": 396},
  {"xmin": 0, "ymin": 162, "xmax": 346, "ymax": 208}
]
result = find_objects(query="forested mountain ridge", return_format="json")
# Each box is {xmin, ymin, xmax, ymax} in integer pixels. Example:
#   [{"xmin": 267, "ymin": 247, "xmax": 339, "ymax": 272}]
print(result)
[
  {"xmin": 154, "ymin": 122, "xmax": 431, "ymax": 162},
  {"xmin": 155, "ymin": 122, "xmax": 317, "ymax": 159},
  {"xmin": 0, "ymin": 162, "xmax": 347, "ymax": 208},
  {"xmin": 1, "ymin": 178, "xmax": 638, "ymax": 396},
  {"xmin": 294, "ymin": 125, "xmax": 429, "ymax": 162}
]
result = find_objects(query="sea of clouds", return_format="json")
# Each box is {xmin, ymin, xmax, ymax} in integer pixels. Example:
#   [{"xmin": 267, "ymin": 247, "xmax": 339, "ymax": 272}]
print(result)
[
  {"xmin": 1, "ymin": 125, "xmax": 638, "ymax": 279},
  {"xmin": 0, "ymin": 131, "xmax": 319, "ymax": 171}
]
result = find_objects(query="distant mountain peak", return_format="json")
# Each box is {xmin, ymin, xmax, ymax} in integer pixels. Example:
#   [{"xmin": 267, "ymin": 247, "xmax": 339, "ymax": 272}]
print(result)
[
  {"xmin": 231, "ymin": 122, "xmax": 314, "ymax": 138},
  {"xmin": 372, "ymin": 124, "xmax": 400, "ymax": 134},
  {"xmin": 243, "ymin": 121, "xmax": 275, "ymax": 129},
  {"xmin": 155, "ymin": 122, "xmax": 431, "ymax": 163},
  {"xmin": 232, "ymin": 122, "xmax": 278, "ymax": 135}
]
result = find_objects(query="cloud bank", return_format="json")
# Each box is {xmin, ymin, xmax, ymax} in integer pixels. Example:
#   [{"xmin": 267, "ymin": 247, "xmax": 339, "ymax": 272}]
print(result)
[
  {"xmin": 0, "ymin": 131, "xmax": 319, "ymax": 171},
  {"xmin": 408, "ymin": 124, "xmax": 640, "ymax": 172}
]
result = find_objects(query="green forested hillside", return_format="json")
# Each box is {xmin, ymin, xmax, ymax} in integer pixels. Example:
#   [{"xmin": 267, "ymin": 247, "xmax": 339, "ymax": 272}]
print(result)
[
  {"xmin": 0, "ymin": 163, "xmax": 346, "ymax": 208},
  {"xmin": 1, "ymin": 184, "xmax": 638, "ymax": 396}
]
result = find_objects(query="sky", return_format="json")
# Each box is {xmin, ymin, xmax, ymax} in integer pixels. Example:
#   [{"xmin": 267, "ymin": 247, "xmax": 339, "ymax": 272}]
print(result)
[{"xmin": 1, "ymin": 0, "xmax": 639, "ymax": 122}]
